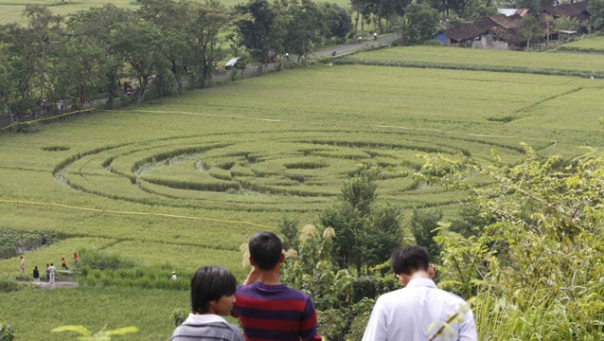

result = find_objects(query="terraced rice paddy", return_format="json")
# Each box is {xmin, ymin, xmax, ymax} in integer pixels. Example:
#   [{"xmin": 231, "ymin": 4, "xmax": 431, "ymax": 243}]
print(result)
[
  {"xmin": 2, "ymin": 52, "xmax": 604, "ymax": 339},
  {"xmin": 347, "ymin": 46, "xmax": 604, "ymax": 75},
  {"xmin": 559, "ymin": 35, "xmax": 604, "ymax": 53}
]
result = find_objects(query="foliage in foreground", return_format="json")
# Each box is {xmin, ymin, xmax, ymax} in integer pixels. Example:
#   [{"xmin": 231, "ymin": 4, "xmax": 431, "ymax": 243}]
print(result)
[
  {"xmin": 0, "ymin": 320, "xmax": 14, "ymax": 341},
  {"xmin": 52, "ymin": 325, "xmax": 138, "ymax": 341},
  {"xmin": 420, "ymin": 145, "xmax": 604, "ymax": 340}
]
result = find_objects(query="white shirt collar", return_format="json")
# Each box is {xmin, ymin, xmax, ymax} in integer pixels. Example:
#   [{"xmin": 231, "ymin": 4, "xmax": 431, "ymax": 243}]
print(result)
[
  {"xmin": 183, "ymin": 314, "xmax": 227, "ymax": 325},
  {"xmin": 405, "ymin": 278, "xmax": 437, "ymax": 289}
]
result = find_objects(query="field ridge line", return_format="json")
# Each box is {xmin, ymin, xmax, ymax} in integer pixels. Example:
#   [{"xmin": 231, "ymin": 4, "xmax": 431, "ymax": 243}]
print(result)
[
  {"xmin": 0, "ymin": 198, "xmax": 275, "ymax": 229},
  {"xmin": 132, "ymin": 110, "xmax": 557, "ymax": 143}
]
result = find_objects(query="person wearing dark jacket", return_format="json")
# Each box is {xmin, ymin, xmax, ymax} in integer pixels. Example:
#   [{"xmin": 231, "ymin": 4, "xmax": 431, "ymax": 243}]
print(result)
[{"xmin": 33, "ymin": 266, "xmax": 40, "ymax": 283}]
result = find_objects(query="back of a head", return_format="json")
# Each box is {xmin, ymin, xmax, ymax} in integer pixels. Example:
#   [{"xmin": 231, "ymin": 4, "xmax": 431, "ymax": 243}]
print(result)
[
  {"xmin": 190, "ymin": 266, "xmax": 237, "ymax": 314},
  {"xmin": 249, "ymin": 232, "xmax": 283, "ymax": 270},
  {"xmin": 391, "ymin": 246, "xmax": 430, "ymax": 275}
]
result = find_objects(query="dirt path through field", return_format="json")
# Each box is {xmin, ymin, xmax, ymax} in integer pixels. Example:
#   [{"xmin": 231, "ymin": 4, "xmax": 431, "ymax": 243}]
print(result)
[{"xmin": 19, "ymin": 281, "xmax": 79, "ymax": 290}]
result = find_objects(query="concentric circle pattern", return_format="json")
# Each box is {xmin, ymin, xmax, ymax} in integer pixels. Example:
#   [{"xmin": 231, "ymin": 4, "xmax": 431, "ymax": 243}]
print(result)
[{"xmin": 54, "ymin": 129, "xmax": 526, "ymax": 213}]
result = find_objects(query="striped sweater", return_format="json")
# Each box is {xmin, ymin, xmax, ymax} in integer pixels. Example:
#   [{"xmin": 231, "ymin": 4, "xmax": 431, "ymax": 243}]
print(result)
[{"xmin": 232, "ymin": 283, "xmax": 322, "ymax": 341}]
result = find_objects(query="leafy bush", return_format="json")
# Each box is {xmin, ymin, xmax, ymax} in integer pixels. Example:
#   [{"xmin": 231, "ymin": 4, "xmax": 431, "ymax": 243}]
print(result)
[
  {"xmin": 420, "ymin": 145, "xmax": 604, "ymax": 339},
  {"xmin": 0, "ymin": 276, "xmax": 19, "ymax": 293},
  {"xmin": 0, "ymin": 320, "xmax": 14, "ymax": 341}
]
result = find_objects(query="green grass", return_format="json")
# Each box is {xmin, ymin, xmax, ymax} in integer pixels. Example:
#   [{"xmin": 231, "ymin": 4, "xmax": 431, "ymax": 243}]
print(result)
[
  {"xmin": 2, "ymin": 62, "xmax": 604, "ymax": 333},
  {"xmin": 0, "ymin": 286, "xmax": 189, "ymax": 340},
  {"xmin": 0, "ymin": 237, "xmax": 113, "ymax": 276},
  {"xmin": 346, "ymin": 46, "xmax": 604, "ymax": 75},
  {"xmin": 559, "ymin": 35, "xmax": 604, "ymax": 53}
]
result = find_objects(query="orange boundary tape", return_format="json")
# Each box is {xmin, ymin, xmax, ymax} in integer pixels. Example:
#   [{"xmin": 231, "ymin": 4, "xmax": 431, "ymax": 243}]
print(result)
[{"xmin": 1, "ymin": 108, "xmax": 97, "ymax": 131}]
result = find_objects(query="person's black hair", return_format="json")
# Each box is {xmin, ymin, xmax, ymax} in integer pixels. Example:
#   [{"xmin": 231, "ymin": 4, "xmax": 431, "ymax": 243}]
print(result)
[
  {"xmin": 191, "ymin": 266, "xmax": 237, "ymax": 314},
  {"xmin": 391, "ymin": 246, "xmax": 430, "ymax": 275},
  {"xmin": 50, "ymin": 263, "xmax": 53, "ymax": 266},
  {"xmin": 249, "ymin": 232, "xmax": 283, "ymax": 270}
]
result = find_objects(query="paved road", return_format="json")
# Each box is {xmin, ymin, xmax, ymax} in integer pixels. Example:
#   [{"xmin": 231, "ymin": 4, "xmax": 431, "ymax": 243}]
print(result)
[{"xmin": 217, "ymin": 34, "xmax": 400, "ymax": 78}]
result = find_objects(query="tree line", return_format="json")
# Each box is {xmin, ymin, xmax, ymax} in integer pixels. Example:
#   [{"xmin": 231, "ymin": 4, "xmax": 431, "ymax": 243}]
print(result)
[{"xmin": 0, "ymin": 0, "xmax": 352, "ymax": 119}]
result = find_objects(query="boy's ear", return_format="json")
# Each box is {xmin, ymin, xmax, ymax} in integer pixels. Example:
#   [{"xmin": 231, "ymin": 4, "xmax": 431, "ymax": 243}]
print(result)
[
  {"xmin": 278, "ymin": 253, "xmax": 285, "ymax": 263},
  {"xmin": 249, "ymin": 257, "xmax": 256, "ymax": 266}
]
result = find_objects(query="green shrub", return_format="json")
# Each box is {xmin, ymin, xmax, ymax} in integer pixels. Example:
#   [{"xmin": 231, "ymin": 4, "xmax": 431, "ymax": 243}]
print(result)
[{"xmin": 0, "ymin": 276, "xmax": 19, "ymax": 293}]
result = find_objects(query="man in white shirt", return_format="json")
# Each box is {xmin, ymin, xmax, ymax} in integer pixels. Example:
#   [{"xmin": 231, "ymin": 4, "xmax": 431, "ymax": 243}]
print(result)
[
  {"xmin": 48, "ymin": 263, "xmax": 56, "ymax": 285},
  {"xmin": 362, "ymin": 246, "xmax": 477, "ymax": 341}
]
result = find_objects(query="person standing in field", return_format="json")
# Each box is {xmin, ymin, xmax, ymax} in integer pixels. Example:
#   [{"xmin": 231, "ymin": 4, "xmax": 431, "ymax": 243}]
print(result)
[
  {"xmin": 73, "ymin": 252, "xmax": 78, "ymax": 268},
  {"xmin": 61, "ymin": 258, "xmax": 69, "ymax": 270},
  {"xmin": 19, "ymin": 256, "xmax": 25, "ymax": 276},
  {"xmin": 232, "ymin": 232, "xmax": 322, "ymax": 341},
  {"xmin": 46, "ymin": 264, "xmax": 50, "ymax": 282},
  {"xmin": 48, "ymin": 263, "xmax": 56, "ymax": 285},
  {"xmin": 171, "ymin": 266, "xmax": 244, "ymax": 341},
  {"xmin": 172, "ymin": 271, "xmax": 177, "ymax": 280},
  {"xmin": 362, "ymin": 246, "xmax": 477, "ymax": 341},
  {"xmin": 33, "ymin": 266, "xmax": 40, "ymax": 283}
]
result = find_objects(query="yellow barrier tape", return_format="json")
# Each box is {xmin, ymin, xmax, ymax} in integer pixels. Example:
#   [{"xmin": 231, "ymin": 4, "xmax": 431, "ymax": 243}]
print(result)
[
  {"xmin": 0, "ymin": 198, "xmax": 275, "ymax": 230},
  {"xmin": 1, "ymin": 109, "xmax": 97, "ymax": 131}
]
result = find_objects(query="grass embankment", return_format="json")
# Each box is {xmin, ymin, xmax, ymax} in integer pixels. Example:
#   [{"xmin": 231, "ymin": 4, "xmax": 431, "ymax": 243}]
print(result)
[
  {"xmin": 0, "ymin": 286, "xmax": 189, "ymax": 340},
  {"xmin": 343, "ymin": 46, "xmax": 604, "ymax": 77},
  {"xmin": 558, "ymin": 35, "xmax": 604, "ymax": 53}
]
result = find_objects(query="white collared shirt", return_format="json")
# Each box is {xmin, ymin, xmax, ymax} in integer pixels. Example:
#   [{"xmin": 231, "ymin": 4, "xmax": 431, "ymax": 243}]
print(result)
[
  {"xmin": 182, "ymin": 313, "xmax": 227, "ymax": 325},
  {"xmin": 362, "ymin": 278, "xmax": 478, "ymax": 341}
]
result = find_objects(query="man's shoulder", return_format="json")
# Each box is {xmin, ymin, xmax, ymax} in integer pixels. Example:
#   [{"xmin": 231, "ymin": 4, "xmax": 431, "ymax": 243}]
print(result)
[
  {"xmin": 236, "ymin": 283, "xmax": 311, "ymax": 301},
  {"xmin": 173, "ymin": 321, "xmax": 241, "ymax": 339}
]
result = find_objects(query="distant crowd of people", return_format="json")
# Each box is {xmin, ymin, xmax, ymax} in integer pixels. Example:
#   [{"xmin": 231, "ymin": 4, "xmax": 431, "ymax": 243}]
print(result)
[
  {"xmin": 21, "ymin": 252, "xmax": 78, "ymax": 285},
  {"xmin": 171, "ymin": 232, "xmax": 477, "ymax": 341}
]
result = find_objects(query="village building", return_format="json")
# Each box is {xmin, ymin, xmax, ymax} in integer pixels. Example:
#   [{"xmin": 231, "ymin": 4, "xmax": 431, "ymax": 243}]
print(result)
[{"xmin": 435, "ymin": 0, "xmax": 591, "ymax": 50}]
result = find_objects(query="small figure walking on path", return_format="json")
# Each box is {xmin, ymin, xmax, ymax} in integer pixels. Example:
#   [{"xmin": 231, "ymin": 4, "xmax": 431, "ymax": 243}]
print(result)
[
  {"xmin": 61, "ymin": 258, "xmax": 69, "ymax": 270},
  {"xmin": 41, "ymin": 235, "xmax": 47, "ymax": 245},
  {"xmin": 374, "ymin": 32, "xmax": 378, "ymax": 41},
  {"xmin": 33, "ymin": 266, "xmax": 40, "ymax": 283},
  {"xmin": 49, "ymin": 263, "xmax": 56, "ymax": 285},
  {"xmin": 73, "ymin": 252, "xmax": 78, "ymax": 268},
  {"xmin": 46, "ymin": 264, "xmax": 50, "ymax": 282},
  {"xmin": 20, "ymin": 256, "xmax": 25, "ymax": 276}
]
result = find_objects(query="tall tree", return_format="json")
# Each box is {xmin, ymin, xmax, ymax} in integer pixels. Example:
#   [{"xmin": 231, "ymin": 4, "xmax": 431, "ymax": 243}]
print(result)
[
  {"xmin": 518, "ymin": 15, "xmax": 543, "ymax": 49},
  {"xmin": 110, "ymin": 20, "xmax": 167, "ymax": 103},
  {"xmin": 283, "ymin": 0, "xmax": 323, "ymax": 60},
  {"xmin": 402, "ymin": 3, "xmax": 439, "ymax": 44},
  {"xmin": 67, "ymin": 5, "xmax": 133, "ymax": 104},
  {"xmin": 137, "ymin": 0, "xmax": 191, "ymax": 93},
  {"xmin": 589, "ymin": 0, "xmax": 604, "ymax": 31},
  {"xmin": 185, "ymin": 0, "xmax": 232, "ymax": 88},
  {"xmin": 320, "ymin": 3, "xmax": 352, "ymax": 41},
  {"xmin": 234, "ymin": 0, "xmax": 276, "ymax": 68}
]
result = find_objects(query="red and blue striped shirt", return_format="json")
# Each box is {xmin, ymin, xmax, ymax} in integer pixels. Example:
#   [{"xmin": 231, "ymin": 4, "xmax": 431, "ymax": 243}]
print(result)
[{"xmin": 232, "ymin": 283, "xmax": 321, "ymax": 341}]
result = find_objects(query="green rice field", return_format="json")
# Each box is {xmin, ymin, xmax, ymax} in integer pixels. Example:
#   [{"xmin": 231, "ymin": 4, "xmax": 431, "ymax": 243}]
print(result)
[
  {"xmin": 559, "ymin": 35, "xmax": 604, "ymax": 53},
  {"xmin": 347, "ymin": 45, "xmax": 604, "ymax": 74},
  {"xmin": 2, "ymin": 47, "xmax": 604, "ymax": 339}
]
